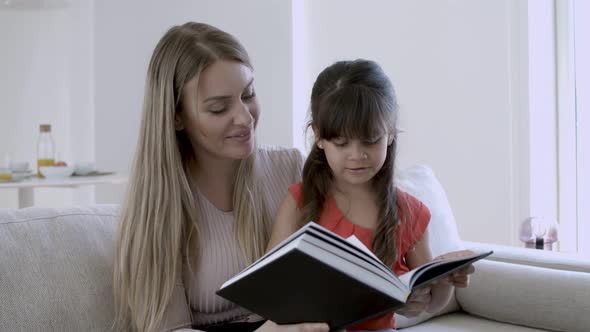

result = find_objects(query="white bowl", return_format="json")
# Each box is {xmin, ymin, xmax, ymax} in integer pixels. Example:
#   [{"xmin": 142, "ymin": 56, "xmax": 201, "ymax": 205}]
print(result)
[
  {"xmin": 9, "ymin": 161, "xmax": 29, "ymax": 172},
  {"xmin": 74, "ymin": 162, "xmax": 96, "ymax": 175},
  {"xmin": 40, "ymin": 166, "xmax": 74, "ymax": 179}
]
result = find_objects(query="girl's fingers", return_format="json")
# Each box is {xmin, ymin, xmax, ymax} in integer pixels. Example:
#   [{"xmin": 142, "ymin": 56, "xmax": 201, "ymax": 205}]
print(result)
[
  {"xmin": 454, "ymin": 281, "xmax": 469, "ymax": 288},
  {"xmin": 411, "ymin": 292, "xmax": 432, "ymax": 304},
  {"xmin": 453, "ymin": 265, "xmax": 475, "ymax": 277},
  {"xmin": 295, "ymin": 323, "xmax": 330, "ymax": 332},
  {"xmin": 457, "ymin": 275, "xmax": 469, "ymax": 281}
]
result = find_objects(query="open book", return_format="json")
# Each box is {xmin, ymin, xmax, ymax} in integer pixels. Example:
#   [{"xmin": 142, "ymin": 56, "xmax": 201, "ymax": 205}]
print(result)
[{"xmin": 217, "ymin": 222, "xmax": 492, "ymax": 331}]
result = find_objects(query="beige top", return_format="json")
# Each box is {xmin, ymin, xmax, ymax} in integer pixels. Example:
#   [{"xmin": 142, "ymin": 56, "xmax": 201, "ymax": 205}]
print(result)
[{"xmin": 159, "ymin": 146, "xmax": 304, "ymax": 331}]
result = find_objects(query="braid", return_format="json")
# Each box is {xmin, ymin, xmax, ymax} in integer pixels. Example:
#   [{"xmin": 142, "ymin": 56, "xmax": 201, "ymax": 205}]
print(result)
[
  {"xmin": 372, "ymin": 187, "xmax": 400, "ymax": 266},
  {"xmin": 299, "ymin": 146, "xmax": 332, "ymax": 228},
  {"xmin": 371, "ymin": 142, "xmax": 399, "ymax": 266}
]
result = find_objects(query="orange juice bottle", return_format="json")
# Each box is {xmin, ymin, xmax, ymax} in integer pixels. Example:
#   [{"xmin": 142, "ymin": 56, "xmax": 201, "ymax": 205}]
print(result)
[{"xmin": 37, "ymin": 124, "xmax": 55, "ymax": 177}]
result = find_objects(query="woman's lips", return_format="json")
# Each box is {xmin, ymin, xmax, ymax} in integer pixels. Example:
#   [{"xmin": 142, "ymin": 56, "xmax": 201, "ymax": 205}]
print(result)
[{"xmin": 226, "ymin": 131, "xmax": 252, "ymax": 142}]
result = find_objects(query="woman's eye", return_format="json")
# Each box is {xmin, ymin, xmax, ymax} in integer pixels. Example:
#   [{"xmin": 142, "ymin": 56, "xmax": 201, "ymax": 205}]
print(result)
[
  {"xmin": 242, "ymin": 91, "xmax": 256, "ymax": 100},
  {"xmin": 210, "ymin": 108, "xmax": 227, "ymax": 114}
]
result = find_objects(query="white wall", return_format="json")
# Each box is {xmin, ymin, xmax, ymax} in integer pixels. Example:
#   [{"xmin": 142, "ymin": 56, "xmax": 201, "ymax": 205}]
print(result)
[
  {"xmin": 93, "ymin": 0, "xmax": 294, "ymax": 204},
  {"xmin": 296, "ymin": 0, "xmax": 529, "ymax": 245},
  {"xmin": 0, "ymin": 0, "xmax": 94, "ymax": 208},
  {"xmin": 1, "ymin": 0, "xmax": 541, "ymax": 247}
]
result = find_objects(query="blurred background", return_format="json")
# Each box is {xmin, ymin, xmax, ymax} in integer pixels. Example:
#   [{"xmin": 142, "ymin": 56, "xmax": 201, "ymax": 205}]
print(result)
[{"xmin": 0, "ymin": 0, "xmax": 587, "ymax": 255}]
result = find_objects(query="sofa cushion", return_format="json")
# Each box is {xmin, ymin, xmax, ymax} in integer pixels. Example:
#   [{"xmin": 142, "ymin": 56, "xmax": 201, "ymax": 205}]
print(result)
[
  {"xmin": 463, "ymin": 241, "xmax": 590, "ymax": 273},
  {"xmin": 395, "ymin": 165, "xmax": 463, "ymax": 256},
  {"xmin": 0, "ymin": 205, "xmax": 120, "ymax": 331},
  {"xmin": 399, "ymin": 312, "xmax": 550, "ymax": 331},
  {"xmin": 394, "ymin": 165, "xmax": 463, "ymax": 328},
  {"xmin": 457, "ymin": 259, "xmax": 590, "ymax": 332}
]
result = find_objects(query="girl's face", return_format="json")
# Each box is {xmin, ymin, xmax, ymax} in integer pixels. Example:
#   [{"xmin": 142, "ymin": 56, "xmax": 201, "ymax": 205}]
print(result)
[
  {"xmin": 177, "ymin": 60, "xmax": 259, "ymax": 161},
  {"xmin": 318, "ymin": 133, "xmax": 390, "ymax": 189}
]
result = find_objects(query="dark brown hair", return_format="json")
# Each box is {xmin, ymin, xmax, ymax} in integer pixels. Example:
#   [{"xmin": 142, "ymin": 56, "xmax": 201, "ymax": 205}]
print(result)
[{"xmin": 300, "ymin": 59, "xmax": 400, "ymax": 266}]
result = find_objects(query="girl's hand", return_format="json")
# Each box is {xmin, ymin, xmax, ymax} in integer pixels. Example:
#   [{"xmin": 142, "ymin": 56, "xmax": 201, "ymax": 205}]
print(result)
[
  {"xmin": 444, "ymin": 265, "xmax": 474, "ymax": 288},
  {"xmin": 396, "ymin": 285, "xmax": 432, "ymax": 317},
  {"xmin": 256, "ymin": 320, "xmax": 344, "ymax": 332},
  {"xmin": 433, "ymin": 250, "xmax": 476, "ymax": 288}
]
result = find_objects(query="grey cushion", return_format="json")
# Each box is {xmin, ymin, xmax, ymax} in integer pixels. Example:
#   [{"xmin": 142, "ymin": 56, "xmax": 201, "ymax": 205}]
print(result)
[
  {"xmin": 400, "ymin": 312, "xmax": 550, "ymax": 331},
  {"xmin": 457, "ymin": 260, "xmax": 590, "ymax": 332},
  {"xmin": 0, "ymin": 205, "xmax": 119, "ymax": 332}
]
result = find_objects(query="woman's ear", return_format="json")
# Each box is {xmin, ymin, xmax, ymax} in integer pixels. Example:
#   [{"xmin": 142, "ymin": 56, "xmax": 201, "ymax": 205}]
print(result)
[{"xmin": 174, "ymin": 111, "xmax": 184, "ymax": 131}]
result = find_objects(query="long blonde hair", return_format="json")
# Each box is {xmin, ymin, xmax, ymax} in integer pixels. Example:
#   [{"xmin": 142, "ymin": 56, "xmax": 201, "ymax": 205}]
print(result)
[{"xmin": 113, "ymin": 22, "xmax": 271, "ymax": 332}]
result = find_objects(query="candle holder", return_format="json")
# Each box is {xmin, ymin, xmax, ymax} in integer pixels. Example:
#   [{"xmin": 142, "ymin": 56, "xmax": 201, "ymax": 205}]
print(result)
[{"xmin": 519, "ymin": 217, "xmax": 559, "ymax": 250}]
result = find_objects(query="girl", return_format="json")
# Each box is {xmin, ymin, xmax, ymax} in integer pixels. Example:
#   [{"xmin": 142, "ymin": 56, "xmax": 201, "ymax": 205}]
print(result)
[{"xmin": 268, "ymin": 59, "xmax": 474, "ymax": 331}]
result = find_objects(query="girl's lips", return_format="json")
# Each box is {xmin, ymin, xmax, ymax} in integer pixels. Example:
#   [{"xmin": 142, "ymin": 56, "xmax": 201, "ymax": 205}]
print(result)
[{"xmin": 346, "ymin": 167, "xmax": 370, "ymax": 173}]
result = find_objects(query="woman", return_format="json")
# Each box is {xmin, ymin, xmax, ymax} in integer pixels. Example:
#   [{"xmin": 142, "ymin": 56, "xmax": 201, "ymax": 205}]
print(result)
[{"xmin": 113, "ymin": 22, "xmax": 328, "ymax": 332}]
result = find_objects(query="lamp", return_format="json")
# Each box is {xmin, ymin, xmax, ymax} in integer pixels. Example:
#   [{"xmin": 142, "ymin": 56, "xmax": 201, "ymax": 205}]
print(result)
[{"xmin": 519, "ymin": 217, "xmax": 559, "ymax": 250}]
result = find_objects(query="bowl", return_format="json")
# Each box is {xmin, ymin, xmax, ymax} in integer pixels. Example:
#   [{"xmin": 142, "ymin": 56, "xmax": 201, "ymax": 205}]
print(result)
[
  {"xmin": 9, "ymin": 161, "xmax": 29, "ymax": 172},
  {"xmin": 74, "ymin": 162, "xmax": 96, "ymax": 175},
  {"xmin": 40, "ymin": 166, "xmax": 74, "ymax": 179}
]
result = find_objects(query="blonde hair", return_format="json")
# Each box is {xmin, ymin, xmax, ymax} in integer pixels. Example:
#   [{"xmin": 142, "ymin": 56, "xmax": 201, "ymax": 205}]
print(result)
[{"xmin": 113, "ymin": 22, "xmax": 271, "ymax": 332}]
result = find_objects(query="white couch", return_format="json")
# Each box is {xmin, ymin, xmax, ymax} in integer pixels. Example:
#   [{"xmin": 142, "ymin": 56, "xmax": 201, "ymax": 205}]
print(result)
[{"xmin": 1, "ymin": 165, "xmax": 589, "ymax": 332}]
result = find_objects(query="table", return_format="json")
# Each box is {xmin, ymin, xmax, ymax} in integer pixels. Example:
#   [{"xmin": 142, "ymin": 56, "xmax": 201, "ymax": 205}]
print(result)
[{"xmin": 0, "ymin": 174, "xmax": 128, "ymax": 208}]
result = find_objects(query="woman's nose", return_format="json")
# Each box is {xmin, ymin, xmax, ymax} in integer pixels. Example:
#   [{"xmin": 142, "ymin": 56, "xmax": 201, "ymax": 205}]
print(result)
[{"xmin": 234, "ymin": 102, "xmax": 254, "ymax": 126}]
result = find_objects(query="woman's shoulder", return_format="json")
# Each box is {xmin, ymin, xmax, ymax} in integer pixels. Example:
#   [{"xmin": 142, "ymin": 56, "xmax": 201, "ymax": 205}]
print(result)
[
  {"xmin": 254, "ymin": 146, "xmax": 304, "ymax": 212},
  {"xmin": 256, "ymin": 145, "xmax": 304, "ymax": 171}
]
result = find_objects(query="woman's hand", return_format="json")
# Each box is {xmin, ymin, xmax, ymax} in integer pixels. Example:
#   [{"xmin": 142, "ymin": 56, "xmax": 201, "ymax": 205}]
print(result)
[
  {"xmin": 433, "ymin": 250, "xmax": 476, "ymax": 288},
  {"xmin": 256, "ymin": 320, "xmax": 342, "ymax": 332},
  {"xmin": 396, "ymin": 285, "xmax": 432, "ymax": 318}
]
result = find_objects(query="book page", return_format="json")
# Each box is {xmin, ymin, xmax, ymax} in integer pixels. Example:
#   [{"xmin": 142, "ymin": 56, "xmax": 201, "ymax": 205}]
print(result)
[
  {"xmin": 345, "ymin": 235, "xmax": 381, "ymax": 262},
  {"xmin": 400, "ymin": 250, "xmax": 493, "ymax": 290},
  {"xmin": 307, "ymin": 229, "xmax": 395, "ymax": 278}
]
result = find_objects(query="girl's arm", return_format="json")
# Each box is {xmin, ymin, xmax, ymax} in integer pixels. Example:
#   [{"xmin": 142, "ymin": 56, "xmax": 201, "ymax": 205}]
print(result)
[
  {"xmin": 402, "ymin": 230, "xmax": 454, "ymax": 315},
  {"xmin": 266, "ymin": 193, "xmax": 301, "ymax": 252}
]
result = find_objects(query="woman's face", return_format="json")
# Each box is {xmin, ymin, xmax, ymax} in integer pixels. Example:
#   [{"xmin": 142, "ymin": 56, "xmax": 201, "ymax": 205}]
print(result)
[{"xmin": 178, "ymin": 60, "xmax": 259, "ymax": 161}]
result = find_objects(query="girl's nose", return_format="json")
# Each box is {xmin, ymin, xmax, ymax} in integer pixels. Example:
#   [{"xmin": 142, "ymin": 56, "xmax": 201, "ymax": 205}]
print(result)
[{"xmin": 348, "ymin": 142, "xmax": 368, "ymax": 160}]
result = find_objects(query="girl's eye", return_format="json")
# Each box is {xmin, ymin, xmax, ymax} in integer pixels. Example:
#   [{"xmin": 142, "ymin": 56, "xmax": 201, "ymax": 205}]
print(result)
[
  {"xmin": 364, "ymin": 137, "xmax": 382, "ymax": 145},
  {"xmin": 332, "ymin": 139, "xmax": 348, "ymax": 147}
]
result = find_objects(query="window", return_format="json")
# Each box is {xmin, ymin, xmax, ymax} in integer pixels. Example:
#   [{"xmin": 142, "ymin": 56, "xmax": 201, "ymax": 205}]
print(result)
[{"xmin": 555, "ymin": 0, "xmax": 589, "ymax": 256}]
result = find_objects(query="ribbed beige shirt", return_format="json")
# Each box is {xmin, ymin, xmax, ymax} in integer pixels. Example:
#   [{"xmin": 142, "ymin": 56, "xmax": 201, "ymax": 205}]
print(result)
[{"xmin": 159, "ymin": 146, "xmax": 304, "ymax": 331}]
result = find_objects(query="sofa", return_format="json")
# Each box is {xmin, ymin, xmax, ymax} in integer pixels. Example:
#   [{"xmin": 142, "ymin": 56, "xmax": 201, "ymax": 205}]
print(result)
[{"xmin": 1, "ymin": 165, "xmax": 589, "ymax": 332}]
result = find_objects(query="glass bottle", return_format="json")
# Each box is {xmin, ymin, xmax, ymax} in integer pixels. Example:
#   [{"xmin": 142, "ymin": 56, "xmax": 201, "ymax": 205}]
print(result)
[{"xmin": 37, "ymin": 124, "xmax": 55, "ymax": 177}]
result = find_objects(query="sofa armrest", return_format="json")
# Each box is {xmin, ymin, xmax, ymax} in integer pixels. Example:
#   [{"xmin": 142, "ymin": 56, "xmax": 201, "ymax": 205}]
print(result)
[
  {"xmin": 455, "ymin": 256, "xmax": 590, "ymax": 332},
  {"xmin": 463, "ymin": 241, "xmax": 590, "ymax": 273}
]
